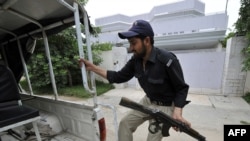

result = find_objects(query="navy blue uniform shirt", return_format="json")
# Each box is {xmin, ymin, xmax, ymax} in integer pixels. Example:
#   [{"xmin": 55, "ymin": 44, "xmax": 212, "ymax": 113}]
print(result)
[{"xmin": 107, "ymin": 47, "xmax": 189, "ymax": 108}]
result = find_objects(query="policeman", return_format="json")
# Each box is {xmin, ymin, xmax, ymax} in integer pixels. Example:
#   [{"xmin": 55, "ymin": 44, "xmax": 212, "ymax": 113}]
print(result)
[{"xmin": 79, "ymin": 19, "xmax": 191, "ymax": 141}]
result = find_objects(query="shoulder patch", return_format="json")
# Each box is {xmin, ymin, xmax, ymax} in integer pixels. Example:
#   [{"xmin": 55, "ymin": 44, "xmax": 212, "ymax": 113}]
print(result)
[
  {"xmin": 166, "ymin": 59, "xmax": 173, "ymax": 67},
  {"xmin": 156, "ymin": 48, "xmax": 177, "ymax": 67}
]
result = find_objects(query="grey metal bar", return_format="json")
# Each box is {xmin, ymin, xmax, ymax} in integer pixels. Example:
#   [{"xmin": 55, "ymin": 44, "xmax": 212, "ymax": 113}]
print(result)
[
  {"xmin": 0, "ymin": 0, "xmax": 18, "ymax": 9},
  {"xmin": 81, "ymin": 4, "xmax": 98, "ymax": 106},
  {"xmin": 3, "ymin": 7, "xmax": 59, "ymax": 99},
  {"xmin": 73, "ymin": 2, "xmax": 95, "ymax": 95},
  {"xmin": 57, "ymin": 0, "xmax": 75, "ymax": 12},
  {"xmin": 0, "ymin": 28, "xmax": 34, "ymax": 95},
  {"xmin": 0, "ymin": 0, "xmax": 18, "ymax": 14},
  {"xmin": 1, "ymin": 17, "xmax": 75, "ymax": 45},
  {"xmin": 17, "ymin": 39, "xmax": 34, "ymax": 95},
  {"xmin": 8, "ymin": 9, "xmax": 43, "ymax": 28},
  {"xmin": 79, "ymin": 5, "xmax": 119, "ymax": 141},
  {"xmin": 42, "ymin": 31, "xmax": 58, "ymax": 100}
]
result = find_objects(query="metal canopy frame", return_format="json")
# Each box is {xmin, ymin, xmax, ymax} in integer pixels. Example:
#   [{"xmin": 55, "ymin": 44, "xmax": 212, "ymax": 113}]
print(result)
[
  {"xmin": 0, "ymin": 0, "xmax": 96, "ymax": 103},
  {"xmin": 0, "ymin": 1, "xmax": 119, "ymax": 138}
]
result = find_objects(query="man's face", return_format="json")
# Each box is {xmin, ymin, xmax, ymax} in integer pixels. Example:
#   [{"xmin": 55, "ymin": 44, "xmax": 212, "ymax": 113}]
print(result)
[{"xmin": 128, "ymin": 37, "xmax": 147, "ymax": 58}]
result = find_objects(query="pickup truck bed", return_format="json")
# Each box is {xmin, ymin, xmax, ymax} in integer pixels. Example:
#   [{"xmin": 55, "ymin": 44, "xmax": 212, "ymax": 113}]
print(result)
[
  {"xmin": 1, "ymin": 94, "xmax": 103, "ymax": 141},
  {"xmin": 0, "ymin": 1, "xmax": 107, "ymax": 141}
]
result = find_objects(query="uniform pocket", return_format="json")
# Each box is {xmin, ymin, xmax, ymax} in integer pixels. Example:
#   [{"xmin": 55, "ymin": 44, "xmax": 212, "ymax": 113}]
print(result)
[{"xmin": 148, "ymin": 78, "xmax": 164, "ymax": 84}]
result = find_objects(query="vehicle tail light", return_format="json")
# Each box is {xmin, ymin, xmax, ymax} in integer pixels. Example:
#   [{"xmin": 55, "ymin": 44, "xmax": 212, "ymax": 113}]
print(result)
[{"xmin": 98, "ymin": 118, "xmax": 106, "ymax": 141}]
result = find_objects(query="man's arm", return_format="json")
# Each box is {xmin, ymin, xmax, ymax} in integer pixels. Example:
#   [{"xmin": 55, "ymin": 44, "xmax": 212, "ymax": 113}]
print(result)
[
  {"xmin": 80, "ymin": 57, "xmax": 135, "ymax": 84},
  {"xmin": 163, "ymin": 54, "xmax": 190, "ymax": 128},
  {"xmin": 172, "ymin": 107, "xmax": 191, "ymax": 130},
  {"xmin": 170, "ymin": 59, "xmax": 191, "ymax": 129},
  {"xmin": 79, "ymin": 58, "xmax": 107, "ymax": 79}
]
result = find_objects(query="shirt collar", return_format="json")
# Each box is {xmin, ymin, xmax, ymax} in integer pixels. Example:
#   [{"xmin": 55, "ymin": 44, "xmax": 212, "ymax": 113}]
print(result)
[{"xmin": 147, "ymin": 47, "xmax": 157, "ymax": 63}]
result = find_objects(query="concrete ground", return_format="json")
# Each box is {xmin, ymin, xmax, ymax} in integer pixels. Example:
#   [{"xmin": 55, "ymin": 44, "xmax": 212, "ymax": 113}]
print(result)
[
  {"xmin": 2, "ymin": 88, "xmax": 249, "ymax": 141},
  {"xmin": 83, "ymin": 87, "xmax": 250, "ymax": 141}
]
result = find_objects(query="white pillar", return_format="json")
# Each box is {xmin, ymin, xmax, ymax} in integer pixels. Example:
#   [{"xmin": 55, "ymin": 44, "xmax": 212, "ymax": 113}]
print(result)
[{"xmin": 222, "ymin": 36, "xmax": 248, "ymax": 96}]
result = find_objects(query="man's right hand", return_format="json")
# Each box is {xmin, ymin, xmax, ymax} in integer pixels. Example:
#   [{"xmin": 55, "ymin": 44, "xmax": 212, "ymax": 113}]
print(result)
[
  {"xmin": 78, "ymin": 58, "xmax": 107, "ymax": 79},
  {"xmin": 79, "ymin": 58, "xmax": 94, "ymax": 71}
]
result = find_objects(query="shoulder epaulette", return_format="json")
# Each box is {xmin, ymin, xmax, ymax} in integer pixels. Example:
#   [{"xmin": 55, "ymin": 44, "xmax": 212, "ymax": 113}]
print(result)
[{"xmin": 156, "ymin": 48, "xmax": 177, "ymax": 67}]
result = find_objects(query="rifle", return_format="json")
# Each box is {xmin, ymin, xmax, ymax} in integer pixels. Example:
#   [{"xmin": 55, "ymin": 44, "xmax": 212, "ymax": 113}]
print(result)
[{"xmin": 119, "ymin": 97, "xmax": 206, "ymax": 141}]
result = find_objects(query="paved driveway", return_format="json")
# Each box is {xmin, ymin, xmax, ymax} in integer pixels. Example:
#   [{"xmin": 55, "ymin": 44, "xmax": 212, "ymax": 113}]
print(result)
[{"xmin": 88, "ymin": 88, "xmax": 250, "ymax": 141}]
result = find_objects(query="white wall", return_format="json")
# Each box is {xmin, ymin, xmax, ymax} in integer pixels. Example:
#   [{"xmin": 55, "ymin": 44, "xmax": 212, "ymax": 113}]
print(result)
[
  {"xmin": 223, "ymin": 37, "xmax": 248, "ymax": 96},
  {"xmin": 112, "ymin": 47, "xmax": 128, "ymax": 88},
  {"xmin": 97, "ymin": 39, "xmax": 249, "ymax": 97},
  {"xmin": 95, "ymin": 47, "xmax": 128, "ymax": 89},
  {"xmin": 176, "ymin": 51, "xmax": 225, "ymax": 94},
  {"xmin": 95, "ymin": 50, "xmax": 113, "ymax": 83},
  {"xmin": 98, "ymin": 47, "xmax": 226, "ymax": 94}
]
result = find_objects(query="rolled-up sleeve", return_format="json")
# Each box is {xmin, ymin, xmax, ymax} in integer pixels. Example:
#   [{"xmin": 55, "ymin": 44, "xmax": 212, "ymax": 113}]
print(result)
[{"xmin": 167, "ymin": 59, "xmax": 189, "ymax": 108}]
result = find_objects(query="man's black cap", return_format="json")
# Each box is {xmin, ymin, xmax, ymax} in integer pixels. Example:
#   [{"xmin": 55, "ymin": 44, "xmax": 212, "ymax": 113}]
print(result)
[{"xmin": 118, "ymin": 20, "xmax": 154, "ymax": 39}]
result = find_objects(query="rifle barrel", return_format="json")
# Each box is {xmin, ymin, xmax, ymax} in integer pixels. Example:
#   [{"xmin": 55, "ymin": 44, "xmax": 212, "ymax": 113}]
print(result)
[{"xmin": 119, "ymin": 97, "xmax": 206, "ymax": 141}]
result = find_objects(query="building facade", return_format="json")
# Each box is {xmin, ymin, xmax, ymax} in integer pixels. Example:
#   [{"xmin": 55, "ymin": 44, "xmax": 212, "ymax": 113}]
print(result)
[
  {"xmin": 90, "ymin": 0, "xmax": 244, "ymax": 96},
  {"xmin": 91, "ymin": 0, "xmax": 228, "ymax": 51}
]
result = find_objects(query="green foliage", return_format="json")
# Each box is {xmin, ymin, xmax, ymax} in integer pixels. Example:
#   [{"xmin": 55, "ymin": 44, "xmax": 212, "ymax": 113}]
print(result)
[
  {"xmin": 21, "ymin": 0, "xmax": 114, "ymax": 96},
  {"xmin": 219, "ymin": 30, "xmax": 235, "ymax": 48},
  {"xmin": 90, "ymin": 26, "xmax": 102, "ymax": 37},
  {"xmin": 26, "ymin": 26, "xmax": 112, "ymax": 89},
  {"xmin": 240, "ymin": 120, "xmax": 250, "ymax": 125},
  {"xmin": 91, "ymin": 42, "xmax": 113, "ymax": 51},
  {"xmin": 20, "ymin": 79, "xmax": 114, "ymax": 98},
  {"xmin": 58, "ymin": 81, "xmax": 114, "ymax": 97},
  {"xmin": 221, "ymin": 0, "xmax": 250, "ymax": 71},
  {"xmin": 242, "ymin": 46, "xmax": 250, "ymax": 71},
  {"xmin": 27, "ymin": 33, "xmax": 80, "ymax": 88},
  {"xmin": 86, "ymin": 42, "xmax": 113, "ymax": 65},
  {"xmin": 76, "ymin": 0, "xmax": 88, "ymax": 5},
  {"xmin": 243, "ymin": 91, "xmax": 250, "ymax": 104},
  {"xmin": 235, "ymin": 0, "xmax": 250, "ymax": 35},
  {"xmin": 234, "ymin": 0, "xmax": 250, "ymax": 71}
]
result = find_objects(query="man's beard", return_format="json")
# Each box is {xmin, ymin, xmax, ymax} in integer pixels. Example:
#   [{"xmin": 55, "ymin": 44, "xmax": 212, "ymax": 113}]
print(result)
[{"xmin": 133, "ymin": 43, "xmax": 147, "ymax": 59}]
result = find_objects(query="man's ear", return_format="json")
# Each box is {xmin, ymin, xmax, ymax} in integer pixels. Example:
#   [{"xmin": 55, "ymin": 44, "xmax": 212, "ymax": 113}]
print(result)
[{"xmin": 144, "ymin": 36, "xmax": 151, "ymax": 46}]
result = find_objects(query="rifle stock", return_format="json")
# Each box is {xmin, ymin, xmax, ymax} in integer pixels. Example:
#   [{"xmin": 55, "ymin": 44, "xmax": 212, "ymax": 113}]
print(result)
[{"xmin": 119, "ymin": 97, "xmax": 206, "ymax": 141}]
